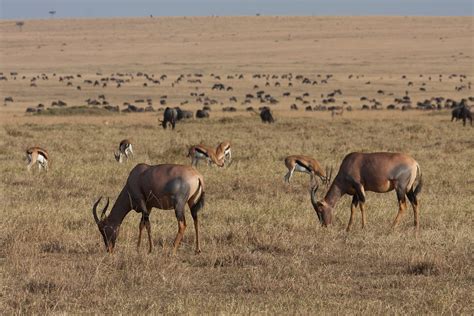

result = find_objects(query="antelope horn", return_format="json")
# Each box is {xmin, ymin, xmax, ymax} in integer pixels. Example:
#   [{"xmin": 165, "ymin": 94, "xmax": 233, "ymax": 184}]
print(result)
[
  {"xmin": 92, "ymin": 197, "xmax": 102, "ymax": 224},
  {"xmin": 101, "ymin": 197, "xmax": 110, "ymax": 220},
  {"xmin": 310, "ymin": 184, "xmax": 319, "ymax": 208},
  {"xmin": 325, "ymin": 166, "xmax": 330, "ymax": 183}
]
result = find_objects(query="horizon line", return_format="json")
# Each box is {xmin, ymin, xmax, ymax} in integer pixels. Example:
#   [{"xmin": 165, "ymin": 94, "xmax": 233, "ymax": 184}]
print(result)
[{"xmin": 1, "ymin": 14, "xmax": 473, "ymax": 21}]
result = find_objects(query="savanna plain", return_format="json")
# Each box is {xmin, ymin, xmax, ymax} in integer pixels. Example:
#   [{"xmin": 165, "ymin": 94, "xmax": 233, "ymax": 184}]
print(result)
[{"xmin": 0, "ymin": 16, "xmax": 473, "ymax": 314}]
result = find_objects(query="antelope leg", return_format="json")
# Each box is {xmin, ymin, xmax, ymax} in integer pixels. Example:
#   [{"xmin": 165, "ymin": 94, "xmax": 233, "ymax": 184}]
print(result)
[
  {"xmin": 192, "ymin": 214, "xmax": 201, "ymax": 254},
  {"xmin": 137, "ymin": 217, "xmax": 145, "ymax": 250},
  {"xmin": 145, "ymin": 217, "xmax": 152, "ymax": 253}
]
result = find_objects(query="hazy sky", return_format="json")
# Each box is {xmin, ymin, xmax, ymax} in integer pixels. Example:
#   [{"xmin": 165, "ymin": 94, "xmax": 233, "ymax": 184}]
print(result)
[{"xmin": 1, "ymin": 0, "xmax": 473, "ymax": 19}]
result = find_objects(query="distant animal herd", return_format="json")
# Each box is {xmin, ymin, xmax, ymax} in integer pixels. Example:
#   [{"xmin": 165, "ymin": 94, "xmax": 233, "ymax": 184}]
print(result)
[{"xmin": 1, "ymin": 70, "xmax": 472, "ymax": 127}]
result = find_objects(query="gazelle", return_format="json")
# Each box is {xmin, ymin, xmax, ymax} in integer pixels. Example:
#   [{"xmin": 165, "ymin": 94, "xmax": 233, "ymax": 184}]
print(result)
[
  {"xmin": 187, "ymin": 141, "xmax": 232, "ymax": 167},
  {"xmin": 26, "ymin": 146, "xmax": 49, "ymax": 172},
  {"xmin": 331, "ymin": 107, "xmax": 344, "ymax": 118},
  {"xmin": 114, "ymin": 139, "xmax": 133, "ymax": 163},
  {"xmin": 93, "ymin": 163, "xmax": 205, "ymax": 254},
  {"xmin": 310, "ymin": 152, "xmax": 422, "ymax": 231},
  {"xmin": 284, "ymin": 155, "xmax": 331, "ymax": 185},
  {"xmin": 215, "ymin": 141, "xmax": 232, "ymax": 166}
]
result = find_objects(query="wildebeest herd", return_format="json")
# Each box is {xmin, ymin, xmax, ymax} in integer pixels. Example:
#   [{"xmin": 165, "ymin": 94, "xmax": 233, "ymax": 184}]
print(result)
[{"xmin": 1, "ymin": 70, "xmax": 472, "ymax": 127}]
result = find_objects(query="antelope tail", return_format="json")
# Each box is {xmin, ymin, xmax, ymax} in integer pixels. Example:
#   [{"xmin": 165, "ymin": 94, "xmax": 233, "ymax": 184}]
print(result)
[
  {"xmin": 190, "ymin": 178, "xmax": 205, "ymax": 217},
  {"xmin": 413, "ymin": 164, "xmax": 422, "ymax": 197}
]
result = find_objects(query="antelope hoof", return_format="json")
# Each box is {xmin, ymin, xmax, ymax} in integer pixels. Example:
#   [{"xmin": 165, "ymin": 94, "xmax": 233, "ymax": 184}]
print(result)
[{"xmin": 195, "ymin": 248, "xmax": 202, "ymax": 255}]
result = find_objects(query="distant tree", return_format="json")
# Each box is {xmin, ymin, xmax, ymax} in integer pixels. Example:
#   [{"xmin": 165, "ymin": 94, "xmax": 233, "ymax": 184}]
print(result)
[
  {"xmin": 49, "ymin": 10, "xmax": 56, "ymax": 18},
  {"xmin": 256, "ymin": 13, "xmax": 261, "ymax": 16},
  {"xmin": 15, "ymin": 21, "xmax": 24, "ymax": 31}
]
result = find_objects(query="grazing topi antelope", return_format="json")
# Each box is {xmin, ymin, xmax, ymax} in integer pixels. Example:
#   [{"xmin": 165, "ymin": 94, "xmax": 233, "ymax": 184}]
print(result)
[
  {"xmin": 310, "ymin": 152, "xmax": 422, "ymax": 231},
  {"xmin": 26, "ymin": 146, "xmax": 49, "ymax": 172},
  {"xmin": 114, "ymin": 139, "xmax": 133, "ymax": 163},
  {"xmin": 284, "ymin": 155, "xmax": 331, "ymax": 185},
  {"xmin": 93, "ymin": 163, "xmax": 205, "ymax": 254},
  {"xmin": 187, "ymin": 141, "xmax": 232, "ymax": 167}
]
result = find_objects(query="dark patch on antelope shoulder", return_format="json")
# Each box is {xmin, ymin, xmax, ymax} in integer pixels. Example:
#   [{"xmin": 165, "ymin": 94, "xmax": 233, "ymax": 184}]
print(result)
[{"xmin": 391, "ymin": 164, "xmax": 412, "ymax": 182}]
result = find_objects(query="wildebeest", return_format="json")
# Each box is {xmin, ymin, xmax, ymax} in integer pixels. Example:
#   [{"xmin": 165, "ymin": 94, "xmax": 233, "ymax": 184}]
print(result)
[
  {"xmin": 222, "ymin": 106, "xmax": 236, "ymax": 112},
  {"xmin": 175, "ymin": 107, "xmax": 193, "ymax": 120},
  {"xmin": 196, "ymin": 109, "xmax": 209, "ymax": 118},
  {"xmin": 452, "ymin": 104, "xmax": 472, "ymax": 126},
  {"xmin": 160, "ymin": 107, "xmax": 177, "ymax": 129},
  {"xmin": 260, "ymin": 107, "xmax": 274, "ymax": 123}
]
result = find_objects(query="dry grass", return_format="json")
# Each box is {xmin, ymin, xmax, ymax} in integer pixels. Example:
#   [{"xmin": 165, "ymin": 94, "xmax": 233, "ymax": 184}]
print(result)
[
  {"xmin": 0, "ymin": 16, "xmax": 473, "ymax": 314},
  {"xmin": 1, "ymin": 113, "xmax": 473, "ymax": 314}
]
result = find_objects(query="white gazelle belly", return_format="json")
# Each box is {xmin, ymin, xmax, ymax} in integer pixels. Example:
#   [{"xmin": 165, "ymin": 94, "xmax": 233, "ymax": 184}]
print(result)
[
  {"xmin": 195, "ymin": 151, "xmax": 208, "ymax": 159},
  {"xmin": 294, "ymin": 164, "xmax": 311, "ymax": 173},
  {"xmin": 37, "ymin": 154, "xmax": 47, "ymax": 165}
]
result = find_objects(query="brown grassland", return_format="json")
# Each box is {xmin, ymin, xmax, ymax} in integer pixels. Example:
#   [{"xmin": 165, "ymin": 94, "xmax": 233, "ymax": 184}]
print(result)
[{"xmin": 0, "ymin": 17, "xmax": 473, "ymax": 314}]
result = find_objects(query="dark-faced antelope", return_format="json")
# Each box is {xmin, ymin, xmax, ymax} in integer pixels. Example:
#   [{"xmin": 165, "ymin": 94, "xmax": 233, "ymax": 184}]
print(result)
[
  {"xmin": 284, "ymin": 155, "xmax": 331, "ymax": 185},
  {"xmin": 310, "ymin": 152, "xmax": 422, "ymax": 231},
  {"xmin": 26, "ymin": 146, "xmax": 49, "ymax": 172},
  {"xmin": 114, "ymin": 139, "xmax": 133, "ymax": 163},
  {"xmin": 187, "ymin": 141, "xmax": 232, "ymax": 167},
  {"xmin": 92, "ymin": 163, "xmax": 205, "ymax": 254}
]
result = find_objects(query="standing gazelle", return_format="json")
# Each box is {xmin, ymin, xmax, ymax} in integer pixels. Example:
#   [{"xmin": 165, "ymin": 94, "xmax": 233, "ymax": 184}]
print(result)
[
  {"xmin": 114, "ymin": 139, "xmax": 133, "ymax": 163},
  {"xmin": 284, "ymin": 155, "xmax": 331, "ymax": 185},
  {"xmin": 92, "ymin": 163, "xmax": 205, "ymax": 254},
  {"xmin": 26, "ymin": 146, "xmax": 49, "ymax": 172},
  {"xmin": 187, "ymin": 141, "xmax": 232, "ymax": 167},
  {"xmin": 310, "ymin": 152, "xmax": 422, "ymax": 231}
]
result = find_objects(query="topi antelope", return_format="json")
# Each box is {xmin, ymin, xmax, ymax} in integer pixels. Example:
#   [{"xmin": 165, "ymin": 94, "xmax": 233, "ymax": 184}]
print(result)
[
  {"xmin": 284, "ymin": 155, "xmax": 332, "ymax": 185},
  {"xmin": 92, "ymin": 163, "xmax": 205, "ymax": 254},
  {"xmin": 26, "ymin": 146, "xmax": 49, "ymax": 172},
  {"xmin": 310, "ymin": 152, "xmax": 422, "ymax": 231},
  {"xmin": 114, "ymin": 139, "xmax": 133, "ymax": 163},
  {"xmin": 187, "ymin": 141, "xmax": 232, "ymax": 167}
]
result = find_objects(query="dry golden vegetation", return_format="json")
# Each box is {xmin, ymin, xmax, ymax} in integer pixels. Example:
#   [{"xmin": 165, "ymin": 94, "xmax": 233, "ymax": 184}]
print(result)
[{"xmin": 0, "ymin": 17, "xmax": 473, "ymax": 314}]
